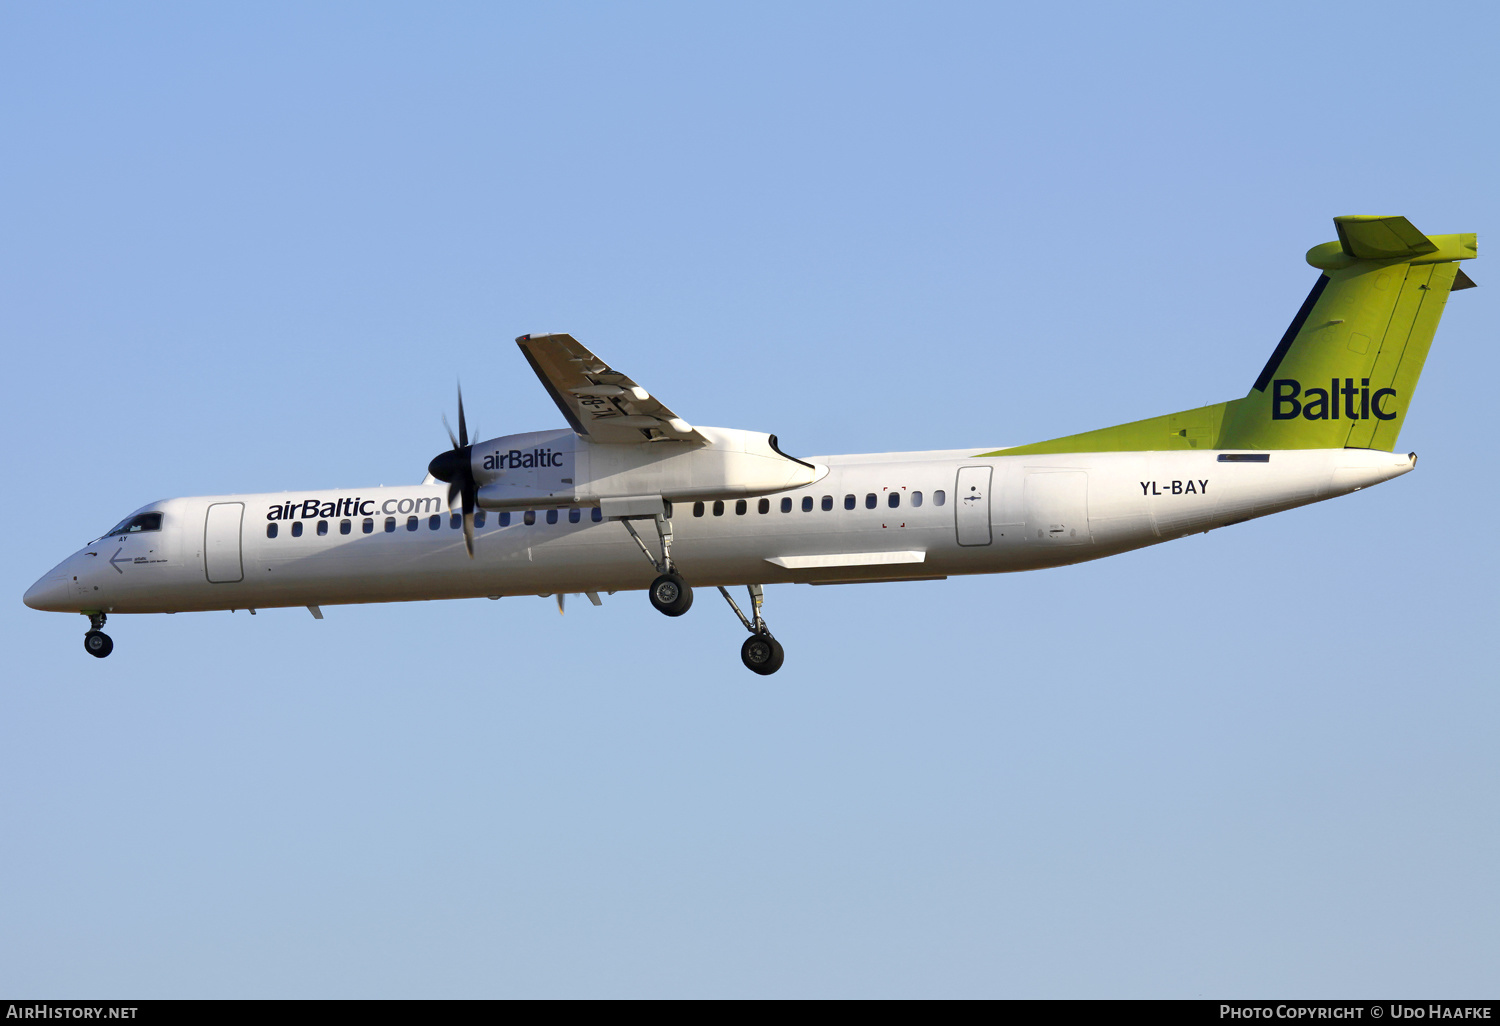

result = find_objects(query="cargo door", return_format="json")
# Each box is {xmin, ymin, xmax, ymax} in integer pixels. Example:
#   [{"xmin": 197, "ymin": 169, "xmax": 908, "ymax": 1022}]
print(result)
[
  {"xmin": 1023, "ymin": 471, "xmax": 1091, "ymax": 545},
  {"xmin": 204, "ymin": 502, "xmax": 244, "ymax": 583}
]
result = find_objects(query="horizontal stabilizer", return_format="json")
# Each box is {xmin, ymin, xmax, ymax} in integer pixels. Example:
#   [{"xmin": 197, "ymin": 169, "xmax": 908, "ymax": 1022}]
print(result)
[{"xmin": 1335, "ymin": 215, "xmax": 1437, "ymax": 261}]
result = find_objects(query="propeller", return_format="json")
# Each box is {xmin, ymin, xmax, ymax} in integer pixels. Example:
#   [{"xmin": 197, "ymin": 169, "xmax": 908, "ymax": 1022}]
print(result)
[{"xmin": 427, "ymin": 385, "xmax": 478, "ymax": 558}]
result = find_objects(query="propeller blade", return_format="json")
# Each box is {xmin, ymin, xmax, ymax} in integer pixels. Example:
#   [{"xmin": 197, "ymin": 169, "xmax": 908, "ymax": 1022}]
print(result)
[
  {"xmin": 430, "ymin": 386, "xmax": 479, "ymax": 559},
  {"xmin": 556, "ymin": 594, "xmax": 566, "ymax": 616},
  {"xmin": 461, "ymin": 481, "xmax": 476, "ymax": 559},
  {"xmin": 457, "ymin": 384, "xmax": 469, "ymax": 448}
]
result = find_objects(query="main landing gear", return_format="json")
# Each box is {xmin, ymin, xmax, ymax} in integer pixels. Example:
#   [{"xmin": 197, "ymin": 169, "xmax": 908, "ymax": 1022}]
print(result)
[
  {"xmin": 618, "ymin": 507, "xmax": 696, "ymax": 617},
  {"xmin": 720, "ymin": 584, "xmax": 784, "ymax": 676},
  {"xmin": 649, "ymin": 573, "xmax": 693, "ymax": 617},
  {"xmin": 615, "ymin": 504, "xmax": 784, "ymax": 673},
  {"xmin": 83, "ymin": 612, "xmax": 113, "ymax": 659}
]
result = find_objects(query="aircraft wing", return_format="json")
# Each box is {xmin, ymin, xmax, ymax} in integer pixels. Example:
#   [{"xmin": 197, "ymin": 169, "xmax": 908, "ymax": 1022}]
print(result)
[{"xmin": 516, "ymin": 333, "xmax": 707, "ymax": 445}]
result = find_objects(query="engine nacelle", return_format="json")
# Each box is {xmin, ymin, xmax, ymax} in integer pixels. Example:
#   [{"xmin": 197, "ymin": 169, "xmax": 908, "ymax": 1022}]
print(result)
[{"xmin": 472, "ymin": 427, "xmax": 822, "ymax": 511}]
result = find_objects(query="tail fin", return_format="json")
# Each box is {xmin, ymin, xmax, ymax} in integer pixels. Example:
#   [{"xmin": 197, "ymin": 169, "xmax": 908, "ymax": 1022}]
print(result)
[
  {"xmin": 1218, "ymin": 215, "xmax": 1476, "ymax": 450},
  {"xmin": 990, "ymin": 216, "xmax": 1475, "ymax": 458}
]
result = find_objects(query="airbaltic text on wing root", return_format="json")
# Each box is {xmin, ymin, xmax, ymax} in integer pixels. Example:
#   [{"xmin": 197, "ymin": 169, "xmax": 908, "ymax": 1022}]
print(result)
[
  {"xmin": 266, "ymin": 496, "xmax": 444, "ymax": 521},
  {"xmin": 482, "ymin": 446, "xmax": 566, "ymax": 471}
]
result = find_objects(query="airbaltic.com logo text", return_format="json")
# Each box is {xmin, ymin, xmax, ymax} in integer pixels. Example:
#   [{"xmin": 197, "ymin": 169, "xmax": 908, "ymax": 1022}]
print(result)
[{"xmin": 266, "ymin": 496, "xmax": 444, "ymax": 521}]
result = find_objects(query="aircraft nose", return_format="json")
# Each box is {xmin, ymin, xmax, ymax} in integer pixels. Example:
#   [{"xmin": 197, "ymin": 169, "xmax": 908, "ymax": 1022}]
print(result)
[{"xmin": 23, "ymin": 574, "xmax": 72, "ymax": 612}]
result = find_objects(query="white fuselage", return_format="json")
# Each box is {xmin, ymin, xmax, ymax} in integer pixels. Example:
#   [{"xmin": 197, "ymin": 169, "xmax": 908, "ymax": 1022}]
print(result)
[{"xmin": 25, "ymin": 443, "xmax": 1415, "ymax": 616}]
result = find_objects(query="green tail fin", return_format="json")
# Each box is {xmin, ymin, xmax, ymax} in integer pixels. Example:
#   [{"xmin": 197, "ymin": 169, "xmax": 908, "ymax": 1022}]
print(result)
[
  {"xmin": 1219, "ymin": 216, "xmax": 1475, "ymax": 450},
  {"xmin": 989, "ymin": 216, "xmax": 1475, "ymax": 457}
]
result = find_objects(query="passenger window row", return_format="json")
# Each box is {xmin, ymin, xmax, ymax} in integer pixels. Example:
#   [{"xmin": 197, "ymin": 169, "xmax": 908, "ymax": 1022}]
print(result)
[
  {"xmin": 266, "ymin": 506, "xmax": 604, "ymax": 539},
  {"xmin": 692, "ymin": 490, "xmax": 945, "ymax": 518},
  {"xmin": 268, "ymin": 488, "xmax": 950, "ymax": 537}
]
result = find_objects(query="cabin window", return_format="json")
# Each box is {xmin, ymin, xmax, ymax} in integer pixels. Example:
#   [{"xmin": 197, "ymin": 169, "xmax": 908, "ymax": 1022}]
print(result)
[
  {"xmin": 911, "ymin": 491, "xmax": 923, "ymax": 507},
  {"xmin": 340, "ymin": 519, "xmax": 352, "ymax": 535},
  {"xmin": 318, "ymin": 520, "xmax": 329, "ymax": 535},
  {"xmin": 524, "ymin": 510, "xmax": 535, "ymax": 526},
  {"xmin": 758, "ymin": 498, "xmax": 770, "ymax": 514},
  {"xmin": 844, "ymin": 494, "xmax": 855, "ymax": 510},
  {"xmin": 451, "ymin": 513, "xmax": 462, "ymax": 529},
  {"xmin": 693, "ymin": 501, "xmax": 705, "ymax": 517},
  {"xmin": 569, "ymin": 508, "xmax": 581, "ymax": 524},
  {"xmin": 781, "ymin": 497, "xmax": 792, "ymax": 513},
  {"xmin": 799, "ymin": 496, "xmax": 811, "ymax": 512},
  {"xmin": 591, "ymin": 508, "xmax": 603, "ymax": 522},
  {"xmin": 362, "ymin": 518, "xmax": 374, "ymax": 534},
  {"xmin": 888, "ymin": 492, "xmax": 900, "ymax": 508},
  {"xmin": 475, "ymin": 511, "xmax": 487, "ymax": 528},
  {"xmin": 407, "ymin": 516, "xmax": 419, "ymax": 531},
  {"xmin": 428, "ymin": 515, "xmax": 441, "ymax": 530},
  {"xmin": 546, "ymin": 509, "xmax": 558, "ymax": 525},
  {"xmin": 500, "ymin": 511, "xmax": 511, "ymax": 527},
  {"xmin": 865, "ymin": 493, "xmax": 877, "ymax": 509},
  {"xmin": 384, "ymin": 517, "xmax": 396, "ymax": 533},
  {"xmin": 933, "ymin": 490, "xmax": 946, "ymax": 506},
  {"xmin": 821, "ymin": 495, "xmax": 833, "ymax": 511},
  {"xmin": 713, "ymin": 500, "xmax": 725, "ymax": 516},
  {"xmin": 291, "ymin": 521, "xmax": 304, "ymax": 537},
  {"xmin": 106, "ymin": 512, "xmax": 163, "ymax": 537},
  {"xmin": 266, "ymin": 523, "xmax": 278, "ymax": 539},
  {"xmin": 735, "ymin": 499, "xmax": 747, "ymax": 515}
]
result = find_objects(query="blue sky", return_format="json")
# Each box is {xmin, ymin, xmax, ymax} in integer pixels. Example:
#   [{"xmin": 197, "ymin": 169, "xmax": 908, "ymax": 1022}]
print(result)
[{"xmin": 2, "ymin": 1, "xmax": 1495, "ymax": 997}]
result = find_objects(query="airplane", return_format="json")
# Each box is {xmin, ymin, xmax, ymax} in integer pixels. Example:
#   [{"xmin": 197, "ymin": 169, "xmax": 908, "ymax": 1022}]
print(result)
[{"xmin": 23, "ymin": 215, "xmax": 1477, "ymax": 674}]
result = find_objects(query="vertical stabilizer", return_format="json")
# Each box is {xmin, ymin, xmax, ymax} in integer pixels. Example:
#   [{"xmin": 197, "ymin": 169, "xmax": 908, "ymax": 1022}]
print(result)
[{"xmin": 1217, "ymin": 216, "xmax": 1476, "ymax": 451}]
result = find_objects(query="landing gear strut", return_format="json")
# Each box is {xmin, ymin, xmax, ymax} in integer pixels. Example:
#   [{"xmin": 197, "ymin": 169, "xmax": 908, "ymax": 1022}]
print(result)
[
  {"xmin": 720, "ymin": 584, "xmax": 784, "ymax": 675},
  {"xmin": 83, "ymin": 612, "xmax": 113, "ymax": 659},
  {"xmin": 618, "ymin": 504, "xmax": 695, "ymax": 617}
]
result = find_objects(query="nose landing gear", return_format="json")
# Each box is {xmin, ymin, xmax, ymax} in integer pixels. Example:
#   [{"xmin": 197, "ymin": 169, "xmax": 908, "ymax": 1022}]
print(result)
[{"xmin": 83, "ymin": 612, "xmax": 113, "ymax": 659}]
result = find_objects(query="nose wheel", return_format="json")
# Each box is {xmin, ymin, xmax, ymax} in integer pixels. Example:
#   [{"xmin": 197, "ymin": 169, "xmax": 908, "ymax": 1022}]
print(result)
[{"xmin": 83, "ymin": 612, "xmax": 113, "ymax": 658}]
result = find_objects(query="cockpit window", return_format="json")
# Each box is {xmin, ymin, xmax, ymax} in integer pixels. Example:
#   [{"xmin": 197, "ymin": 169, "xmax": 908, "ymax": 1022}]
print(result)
[{"xmin": 105, "ymin": 512, "xmax": 163, "ymax": 537}]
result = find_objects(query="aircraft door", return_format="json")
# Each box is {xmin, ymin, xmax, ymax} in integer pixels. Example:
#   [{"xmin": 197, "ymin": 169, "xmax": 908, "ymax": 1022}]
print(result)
[
  {"xmin": 204, "ymin": 502, "xmax": 244, "ymax": 583},
  {"xmin": 955, "ymin": 466, "xmax": 993, "ymax": 546},
  {"xmin": 1023, "ymin": 471, "xmax": 1091, "ymax": 545}
]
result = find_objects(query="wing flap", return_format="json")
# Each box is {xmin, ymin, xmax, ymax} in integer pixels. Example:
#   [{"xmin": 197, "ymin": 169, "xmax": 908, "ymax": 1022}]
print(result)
[{"xmin": 767, "ymin": 551, "xmax": 927, "ymax": 570}]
